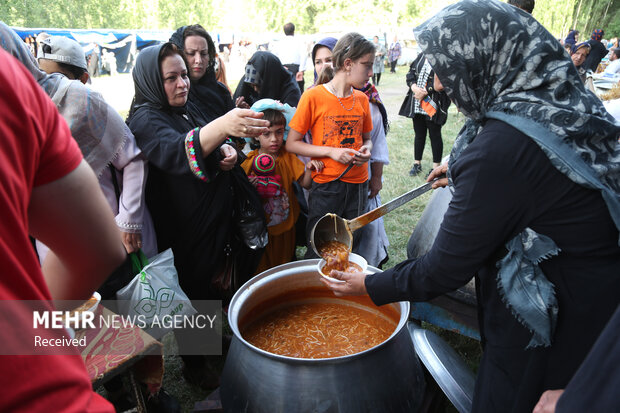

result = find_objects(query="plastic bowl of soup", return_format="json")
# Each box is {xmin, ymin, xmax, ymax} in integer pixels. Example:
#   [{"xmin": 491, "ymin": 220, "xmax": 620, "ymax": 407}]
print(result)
[{"xmin": 318, "ymin": 252, "xmax": 368, "ymax": 283}]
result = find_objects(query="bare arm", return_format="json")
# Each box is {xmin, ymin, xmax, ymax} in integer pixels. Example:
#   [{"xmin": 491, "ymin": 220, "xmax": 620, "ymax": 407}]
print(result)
[
  {"xmin": 286, "ymin": 129, "xmax": 360, "ymax": 164},
  {"xmin": 30, "ymin": 160, "xmax": 126, "ymax": 302},
  {"xmin": 369, "ymin": 162, "xmax": 384, "ymax": 199},
  {"xmin": 298, "ymin": 160, "xmax": 324, "ymax": 189}
]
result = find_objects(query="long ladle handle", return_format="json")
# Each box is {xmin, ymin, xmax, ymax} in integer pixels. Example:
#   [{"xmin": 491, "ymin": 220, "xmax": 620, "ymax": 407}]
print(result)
[{"xmin": 348, "ymin": 180, "xmax": 436, "ymax": 232}]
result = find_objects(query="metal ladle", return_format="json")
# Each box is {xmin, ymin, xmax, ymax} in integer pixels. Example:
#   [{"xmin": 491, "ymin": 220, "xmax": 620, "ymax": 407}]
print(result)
[{"xmin": 310, "ymin": 179, "xmax": 439, "ymax": 257}]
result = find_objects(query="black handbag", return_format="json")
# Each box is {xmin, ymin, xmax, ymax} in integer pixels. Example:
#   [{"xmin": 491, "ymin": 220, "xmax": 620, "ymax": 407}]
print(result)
[{"xmin": 229, "ymin": 166, "xmax": 268, "ymax": 250}]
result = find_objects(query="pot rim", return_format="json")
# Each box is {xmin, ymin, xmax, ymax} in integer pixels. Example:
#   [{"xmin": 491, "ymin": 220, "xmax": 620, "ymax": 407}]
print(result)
[{"xmin": 227, "ymin": 259, "xmax": 410, "ymax": 364}]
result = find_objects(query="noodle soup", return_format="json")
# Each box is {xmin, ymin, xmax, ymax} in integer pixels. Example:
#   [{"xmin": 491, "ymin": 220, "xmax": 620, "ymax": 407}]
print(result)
[
  {"xmin": 321, "ymin": 260, "xmax": 362, "ymax": 274},
  {"xmin": 241, "ymin": 289, "xmax": 398, "ymax": 359},
  {"xmin": 318, "ymin": 252, "xmax": 368, "ymax": 283},
  {"xmin": 318, "ymin": 240, "xmax": 350, "ymax": 272}
]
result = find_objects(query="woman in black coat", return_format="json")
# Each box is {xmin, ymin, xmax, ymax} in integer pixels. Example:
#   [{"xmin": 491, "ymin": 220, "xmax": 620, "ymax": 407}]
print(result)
[
  {"xmin": 127, "ymin": 42, "xmax": 268, "ymax": 388},
  {"xmin": 399, "ymin": 53, "xmax": 451, "ymax": 176},
  {"xmin": 322, "ymin": 1, "xmax": 620, "ymax": 412}
]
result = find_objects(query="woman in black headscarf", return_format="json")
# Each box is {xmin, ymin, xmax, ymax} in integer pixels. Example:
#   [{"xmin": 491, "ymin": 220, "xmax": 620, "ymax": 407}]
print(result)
[
  {"xmin": 321, "ymin": 1, "xmax": 620, "ymax": 412},
  {"xmin": 233, "ymin": 51, "xmax": 301, "ymax": 108},
  {"xmin": 126, "ymin": 42, "xmax": 268, "ymax": 387},
  {"xmin": 169, "ymin": 24, "xmax": 234, "ymax": 123}
]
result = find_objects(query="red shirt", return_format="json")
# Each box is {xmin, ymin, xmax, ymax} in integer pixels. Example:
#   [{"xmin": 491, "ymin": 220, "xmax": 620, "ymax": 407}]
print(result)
[{"xmin": 0, "ymin": 48, "xmax": 113, "ymax": 412}]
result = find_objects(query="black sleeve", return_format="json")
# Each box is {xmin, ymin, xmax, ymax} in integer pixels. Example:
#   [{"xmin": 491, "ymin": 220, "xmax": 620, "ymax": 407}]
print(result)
[
  {"xmin": 130, "ymin": 110, "xmax": 219, "ymax": 178},
  {"xmin": 365, "ymin": 122, "xmax": 536, "ymax": 306},
  {"xmin": 233, "ymin": 76, "xmax": 247, "ymax": 102},
  {"xmin": 556, "ymin": 305, "xmax": 620, "ymax": 413},
  {"xmin": 280, "ymin": 77, "xmax": 302, "ymax": 107}
]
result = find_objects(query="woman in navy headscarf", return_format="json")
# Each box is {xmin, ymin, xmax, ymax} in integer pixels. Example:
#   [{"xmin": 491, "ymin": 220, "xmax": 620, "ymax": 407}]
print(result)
[
  {"xmin": 563, "ymin": 29, "xmax": 579, "ymax": 47},
  {"xmin": 310, "ymin": 37, "xmax": 337, "ymax": 85}
]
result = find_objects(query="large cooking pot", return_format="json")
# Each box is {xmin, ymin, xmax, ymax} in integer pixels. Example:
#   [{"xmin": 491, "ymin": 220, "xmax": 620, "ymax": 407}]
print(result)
[{"xmin": 221, "ymin": 260, "xmax": 426, "ymax": 413}]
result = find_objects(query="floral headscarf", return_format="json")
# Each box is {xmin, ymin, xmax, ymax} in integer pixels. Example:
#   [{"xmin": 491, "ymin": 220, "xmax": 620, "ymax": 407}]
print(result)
[
  {"xmin": 591, "ymin": 29, "xmax": 604, "ymax": 42},
  {"xmin": 414, "ymin": 0, "xmax": 620, "ymax": 348},
  {"xmin": 357, "ymin": 82, "xmax": 389, "ymax": 134}
]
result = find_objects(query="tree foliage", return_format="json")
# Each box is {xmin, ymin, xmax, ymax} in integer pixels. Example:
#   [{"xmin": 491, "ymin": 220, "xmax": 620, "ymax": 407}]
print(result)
[
  {"xmin": 1, "ymin": 0, "xmax": 617, "ymax": 39},
  {"xmin": 534, "ymin": 0, "xmax": 619, "ymax": 39}
]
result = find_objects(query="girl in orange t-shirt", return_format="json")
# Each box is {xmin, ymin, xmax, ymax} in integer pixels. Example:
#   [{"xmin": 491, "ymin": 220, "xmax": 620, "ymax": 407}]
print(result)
[
  {"xmin": 242, "ymin": 99, "xmax": 323, "ymax": 273},
  {"xmin": 286, "ymin": 33, "xmax": 375, "ymax": 258}
]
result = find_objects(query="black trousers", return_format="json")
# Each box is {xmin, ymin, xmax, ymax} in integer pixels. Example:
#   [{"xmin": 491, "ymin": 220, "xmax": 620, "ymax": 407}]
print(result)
[
  {"xmin": 413, "ymin": 114, "xmax": 443, "ymax": 163},
  {"xmin": 304, "ymin": 180, "xmax": 369, "ymax": 259},
  {"xmin": 390, "ymin": 60, "xmax": 397, "ymax": 72},
  {"xmin": 372, "ymin": 73, "xmax": 382, "ymax": 85}
]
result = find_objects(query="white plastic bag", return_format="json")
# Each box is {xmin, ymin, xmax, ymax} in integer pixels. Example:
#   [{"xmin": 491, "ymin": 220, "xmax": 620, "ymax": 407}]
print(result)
[{"xmin": 116, "ymin": 248, "xmax": 196, "ymax": 334}]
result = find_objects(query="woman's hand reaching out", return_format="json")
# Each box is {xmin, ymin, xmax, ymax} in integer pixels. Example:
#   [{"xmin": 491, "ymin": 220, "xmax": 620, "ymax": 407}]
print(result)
[
  {"xmin": 199, "ymin": 108, "xmax": 270, "ymax": 158},
  {"xmin": 222, "ymin": 108, "xmax": 270, "ymax": 138}
]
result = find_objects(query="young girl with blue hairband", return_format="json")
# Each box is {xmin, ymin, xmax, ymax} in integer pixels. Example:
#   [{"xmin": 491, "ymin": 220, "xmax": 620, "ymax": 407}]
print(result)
[{"xmin": 241, "ymin": 99, "xmax": 323, "ymax": 274}]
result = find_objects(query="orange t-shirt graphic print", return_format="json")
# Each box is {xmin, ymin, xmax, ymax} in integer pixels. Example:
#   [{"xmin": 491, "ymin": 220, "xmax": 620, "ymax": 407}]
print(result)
[
  {"xmin": 288, "ymin": 85, "xmax": 373, "ymax": 184},
  {"xmin": 322, "ymin": 115, "xmax": 363, "ymax": 148}
]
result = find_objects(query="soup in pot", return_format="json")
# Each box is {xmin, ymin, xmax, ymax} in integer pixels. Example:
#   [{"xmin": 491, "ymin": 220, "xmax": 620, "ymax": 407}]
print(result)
[{"xmin": 241, "ymin": 289, "xmax": 397, "ymax": 359}]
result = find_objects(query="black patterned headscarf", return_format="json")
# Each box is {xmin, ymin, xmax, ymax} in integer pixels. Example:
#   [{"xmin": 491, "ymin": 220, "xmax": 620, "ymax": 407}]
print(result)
[{"xmin": 414, "ymin": 0, "xmax": 620, "ymax": 348}]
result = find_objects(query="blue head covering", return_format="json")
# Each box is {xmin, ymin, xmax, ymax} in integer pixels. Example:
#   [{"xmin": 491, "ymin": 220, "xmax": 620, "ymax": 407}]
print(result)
[
  {"xmin": 415, "ymin": 0, "xmax": 620, "ymax": 348},
  {"xmin": 564, "ymin": 30, "xmax": 579, "ymax": 46},
  {"xmin": 311, "ymin": 37, "xmax": 337, "ymax": 83},
  {"xmin": 246, "ymin": 98, "xmax": 295, "ymax": 141}
]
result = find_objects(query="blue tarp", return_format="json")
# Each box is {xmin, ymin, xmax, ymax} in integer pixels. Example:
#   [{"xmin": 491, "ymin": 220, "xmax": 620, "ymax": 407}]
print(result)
[
  {"xmin": 12, "ymin": 27, "xmax": 172, "ymax": 49},
  {"xmin": 12, "ymin": 27, "xmax": 172, "ymax": 73}
]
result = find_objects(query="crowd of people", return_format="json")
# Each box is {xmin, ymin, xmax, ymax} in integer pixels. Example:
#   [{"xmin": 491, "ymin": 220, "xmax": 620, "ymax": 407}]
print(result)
[{"xmin": 1, "ymin": 0, "xmax": 620, "ymax": 411}]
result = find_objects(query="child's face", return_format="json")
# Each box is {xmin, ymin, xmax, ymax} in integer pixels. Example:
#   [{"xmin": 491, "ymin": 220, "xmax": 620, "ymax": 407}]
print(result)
[
  {"xmin": 257, "ymin": 124, "xmax": 285, "ymax": 155},
  {"xmin": 349, "ymin": 52, "xmax": 374, "ymax": 88}
]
